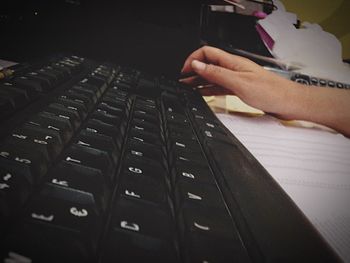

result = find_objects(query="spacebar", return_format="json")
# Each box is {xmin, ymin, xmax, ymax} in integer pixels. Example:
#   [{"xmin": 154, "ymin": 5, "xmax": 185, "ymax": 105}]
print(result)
[{"xmin": 205, "ymin": 139, "xmax": 339, "ymax": 262}]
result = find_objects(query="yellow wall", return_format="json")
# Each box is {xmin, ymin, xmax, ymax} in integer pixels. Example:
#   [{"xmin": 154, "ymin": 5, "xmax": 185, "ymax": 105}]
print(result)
[{"xmin": 280, "ymin": 0, "xmax": 350, "ymax": 59}]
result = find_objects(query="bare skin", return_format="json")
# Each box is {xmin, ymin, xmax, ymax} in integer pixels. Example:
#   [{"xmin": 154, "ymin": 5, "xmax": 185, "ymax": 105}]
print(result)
[{"xmin": 179, "ymin": 46, "xmax": 350, "ymax": 137}]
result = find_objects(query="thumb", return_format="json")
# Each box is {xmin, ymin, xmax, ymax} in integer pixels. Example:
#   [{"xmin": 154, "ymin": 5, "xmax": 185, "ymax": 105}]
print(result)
[{"xmin": 191, "ymin": 60, "xmax": 241, "ymax": 93}]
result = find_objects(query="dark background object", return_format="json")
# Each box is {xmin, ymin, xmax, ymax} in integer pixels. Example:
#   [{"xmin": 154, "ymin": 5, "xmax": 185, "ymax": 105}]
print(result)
[
  {"xmin": 1, "ymin": 0, "xmax": 276, "ymax": 77},
  {"xmin": 0, "ymin": 0, "xmax": 203, "ymax": 78},
  {"xmin": 199, "ymin": 4, "xmax": 273, "ymax": 58}
]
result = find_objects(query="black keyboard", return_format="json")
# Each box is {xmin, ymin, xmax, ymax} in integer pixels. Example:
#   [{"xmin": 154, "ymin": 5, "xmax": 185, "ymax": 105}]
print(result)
[{"xmin": 0, "ymin": 55, "xmax": 340, "ymax": 263}]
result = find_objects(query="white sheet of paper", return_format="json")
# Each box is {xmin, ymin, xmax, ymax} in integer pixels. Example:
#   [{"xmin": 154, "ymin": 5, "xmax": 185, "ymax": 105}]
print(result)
[
  {"xmin": 257, "ymin": 8, "xmax": 350, "ymax": 83},
  {"xmin": 217, "ymin": 113, "xmax": 350, "ymax": 262},
  {"xmin": 0, "ymin": 59, "xmax": 17, "ymax": 70}
]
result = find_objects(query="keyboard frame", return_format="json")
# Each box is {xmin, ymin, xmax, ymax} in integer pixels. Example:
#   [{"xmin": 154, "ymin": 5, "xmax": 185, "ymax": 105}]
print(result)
[{"xmin": 0, "ymin": 55, "xmax": 341, "ymax": 262}]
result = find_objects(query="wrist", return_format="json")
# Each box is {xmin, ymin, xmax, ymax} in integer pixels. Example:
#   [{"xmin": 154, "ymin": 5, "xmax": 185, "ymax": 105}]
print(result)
[
  {"xmin": 275, "ymin": 81, "xmax": 312, "ymax": 121},
  {"xmin": 279, "ymin": 83, "xmax": 350, "ymax": 136}
]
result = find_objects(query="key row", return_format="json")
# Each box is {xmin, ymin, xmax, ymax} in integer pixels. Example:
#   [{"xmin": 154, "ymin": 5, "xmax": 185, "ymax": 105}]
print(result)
[
  {"xmin": 101, "ymin": 95, "xmax": 178, "ymax": 262},
  {"xmin": 1, "ymin": 65, "xmax": 136, "ymax": 262},
  {"xmin": 162, "ymin": 92, "xmax": 252, "ymax": 263},
  {"xmin": 0, "ymin": 56, "xmax": 85, "ymax": 121},
  {"xmin": 0, "ymin": 65, "xmax": 117, "ymax": 218}
]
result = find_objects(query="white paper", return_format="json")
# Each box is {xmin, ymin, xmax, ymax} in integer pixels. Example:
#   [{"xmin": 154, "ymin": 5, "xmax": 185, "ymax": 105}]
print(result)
[
  {"xmin": 0, "ymin": 59, "xmax": 17, "ymax": 70},
  {"xmin": 257, "ymin": 8, "xmax": 350, "ymax": 83},
  {"xmin": 217, "ymin": 113, "xmax": 350, "ymax": 262},
  {"xmin": 257, "ymin": 9, "xmax": 297, "ymax": 42}
]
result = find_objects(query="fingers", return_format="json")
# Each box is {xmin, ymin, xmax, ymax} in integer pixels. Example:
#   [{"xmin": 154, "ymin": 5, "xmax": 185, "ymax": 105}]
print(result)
[
  {"xmin": 181, "ymin": 46, "xmax": 258, "ymax": 75},
  {"xmin": 179, "ymin": 75, "xmax": 203, "ymax": 85},
  {"xmin": 190, "ymin": 60, "xmax": 244, "ymax": 95},
  {"xmin": 178, "ymin": 74, "xmax": 233, "ymax": 96}
]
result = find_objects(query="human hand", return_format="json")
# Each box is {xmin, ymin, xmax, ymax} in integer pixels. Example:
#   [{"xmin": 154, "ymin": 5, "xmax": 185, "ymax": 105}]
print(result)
[{"xmin": 179, "ymin": 46, "xmax": 307, "ymax": 120}]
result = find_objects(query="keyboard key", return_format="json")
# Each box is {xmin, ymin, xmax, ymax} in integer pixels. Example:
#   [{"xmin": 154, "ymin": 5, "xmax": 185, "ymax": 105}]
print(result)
[
  {"xmin": 171, "ymin": 138, "xmax": 202, "ymax": 153},
  {"xmin": 29, "ymin": 112, "xmax": 74, "ymax": 143},
  {"xmin": 172, "ymin": 162, "xmax": 215, "ymax": 185},
  {"xmin": 175, "ymin": 181, "xmax": 225, "ymax": 210},
  {"xmin": 13, "ymin": 76, "xmax": 48, "ymax": 93},
  {"xmin": 101, "ymin": 97, "xmax": 127, "ymax": 111},
  {"xmin": 0, "ymin": 143, "xmax": 48, "ymax": 184},
  {"xmin": 106, "ymin": 87, "xmax": 128, "ymax": 98},
  {"xmin": 167, "ymin": 124, "xmax": 197, "ymax": 141},
  {"xmin": 162, "ymin": 93, "xmax": 186, "ymax": 114},
  {"xmin": 0, "ymin": 167, "xmax": 32, "ymax": 220},
  {"xmin": 138, "ymin": 77, "xmax": 156, "ymax": 90},
  {"xmin": 125, "ymin": 140, "xmax": 165, "ymax": 167},
  {"xmin": 79, "ymin": 81, "xmax": 102, "ymax": 97},
  {"xmin": 46, "ymin": 103, "xmax": 81, "ymax": 130},
  {"xmin": 101, "ymin": 198, "xmax": 177, "ymax": 263},
  {"xmin": 181, "ymin": 205, "xmax": 238, "ymax": 239},
  {"xmin": 122, "ymin": 156, "xmax": 167, "ymax": 183},
  {"xmin": 133, "ymin": 109, "xmax": 159, "ymax": 124},
  {"xmin": 57, "ymin": 97, "xmax": 88, "ymax": 120},
  {"xmin": 166, "ymin": 112, "xmax": 191, "ymax": 127},
  {"xmin": 180, "ymin": 206, "xmax": 250, "ymax": 263},
  {"xmin": 72, "ymin": 85, "xmax": 98, "ymax": 104},
  {"xmin": 12, "ymin": 124, "xmax": 64, "ymax": 160},
  {"xmin": 135, "ymin": 99, "xmax": 157, "ymax": 110},
  {"xmin": 0, "ymin": 97, "xmax": 16, "ymax": 119},
  {"xmin": 201, "ymin": 129, "xmax": 233, "ymax": 145},
  {"xmin": 52, "ymin": 62, "xmax": 73, "ymax": 76},
  {"xmin": 131, "ymin": 118, "xmax": 160, "ymax": 133},
  {"xmin": 118, "ymin": 171, "xmax": 168, "ymax": 206},
  {"xmin": 91, "ymin": 110, "xmax": 122, "ymax": 127},
  {"xmin": 25, "ymin": 72, "xmax": 53, "ymax": 91},
  {"xmin": 5, "ymin": 134, "xmax": 52, "ymax": 164},
  {"xmin": 5, "ymin": 184, "xmax": 102, "ymax": 262},
  {"xmin": 0, "ymin": 86, "xmax": 28, "ymax": 110},
  {"xmin": 62, "ymin": 144, "xmax": 115, "ymax": 181},
  {"xmin": 83, "ymin": 118, "xmax": 123, "ymax": 147},
  {"xmin": 135, "ymin": 98, "xmax": 157, "ymax": 110},
  {"xmin": 76, "ymin": 130, "xmax": 119, "ymax": 164},
  {"xmin": 61, "ymin": 90, "xmax": 93, "ymax": 111},
  {"xmin": 80, "ymin": 76, "xmax": 106, "ymax": 93},
  {"xmin": 38, "ymin": 68, "xmax": 61, "ymax": 84},
  {"xmin": 0, "ymin": 82, "xmax": 33, "ymax": 102},
  {"xmin": 130, "ymin": 128, "xmax": 163, "ymax": 146},
  {"xmin": 97, "ymin": 102, "xmax": 124, "ymax": 117},
  {"xmin": 28, "ymin": 183, "xmax": 102, "ymax": 235},
  {"xmin": 172, "ymin": 147, "xmax": 207, "ymax": 166},
  {"xmin": 48, "ymin": 161, "xmax": 111, "ymax": 211},
  {"xmin": 195, "ymin": 118, "xmax": 224, "ymax": 133}
]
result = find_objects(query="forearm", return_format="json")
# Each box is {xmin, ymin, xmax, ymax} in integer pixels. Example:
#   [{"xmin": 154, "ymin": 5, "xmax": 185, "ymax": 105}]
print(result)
[
  {"xmin": 285, "ymin": 83, "xmax": 350, "ymax": 136},
  {"xmin": 180, "ymin": 46, "xmax": 350, "ymax": 137}
]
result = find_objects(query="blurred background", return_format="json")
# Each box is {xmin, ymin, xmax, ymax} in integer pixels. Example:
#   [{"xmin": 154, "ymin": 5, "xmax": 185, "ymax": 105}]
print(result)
[{"xmin": 280, "ymin": 0, "xmax": 350, "ymax": 59}]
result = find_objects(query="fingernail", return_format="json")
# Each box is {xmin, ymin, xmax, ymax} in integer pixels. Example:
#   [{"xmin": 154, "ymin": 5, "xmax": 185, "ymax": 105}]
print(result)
[{"xmin": 191, "ymin": 60, "xmax": 206, "ymax": 71}]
